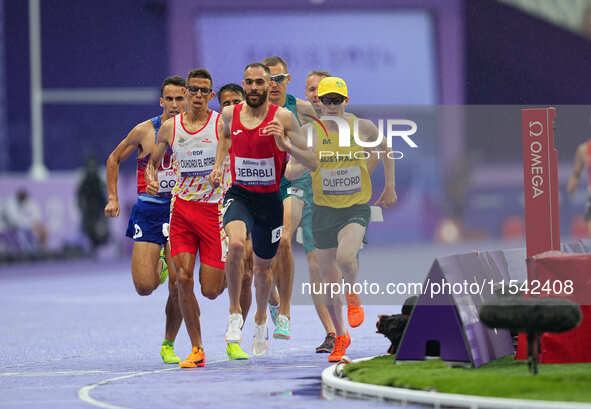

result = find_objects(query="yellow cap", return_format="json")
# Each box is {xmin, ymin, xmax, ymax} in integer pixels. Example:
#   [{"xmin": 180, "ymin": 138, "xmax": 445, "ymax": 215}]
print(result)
[{"xmin": 317, "ymin": 77, "xmax": 348, "ymax": 97}]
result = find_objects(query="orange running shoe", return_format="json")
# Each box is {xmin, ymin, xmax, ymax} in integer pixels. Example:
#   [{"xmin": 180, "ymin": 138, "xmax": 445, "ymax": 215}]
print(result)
[
  {"xmin": 345, "ymin": 293, "xmax": 364, "ymax": 328},
  {"xmin": 328, "ymin": 332, "xmax": 351, "ymax": 362},
  {"xmin": 179, "ymin": 346, "xmax": 205, "ymax": 368}
]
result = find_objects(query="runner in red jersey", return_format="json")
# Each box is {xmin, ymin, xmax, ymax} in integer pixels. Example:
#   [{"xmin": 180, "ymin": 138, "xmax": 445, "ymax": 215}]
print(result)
[{"xmin": 209, "ymin": 62, "xmax": 317, "ymax": 356}]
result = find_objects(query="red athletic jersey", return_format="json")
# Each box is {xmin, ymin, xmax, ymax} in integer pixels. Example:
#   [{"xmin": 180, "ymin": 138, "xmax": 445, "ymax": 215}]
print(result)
[
  {"xmin": 229, "ymin": 103, "xmax": 287, "ymax": 193},
  {"xmin": 587, "ymin": 140, "xmax": 591, "ymax": 189}
]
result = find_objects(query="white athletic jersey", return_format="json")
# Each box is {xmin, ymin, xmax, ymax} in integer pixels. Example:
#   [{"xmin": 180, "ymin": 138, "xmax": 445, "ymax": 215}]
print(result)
[{"xmin": 171, "ymin": 111, "xmax": 231, "ymax": 203}]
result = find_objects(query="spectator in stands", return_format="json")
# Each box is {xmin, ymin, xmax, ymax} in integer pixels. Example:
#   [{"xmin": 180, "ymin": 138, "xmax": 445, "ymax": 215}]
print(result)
[
  {"xmin": 1, "ymin": 188, "xmax": 47, "ymax": 251},
  {"xmin": 77, "ymin": 156, "xmax": 110, "ymax": 251}
]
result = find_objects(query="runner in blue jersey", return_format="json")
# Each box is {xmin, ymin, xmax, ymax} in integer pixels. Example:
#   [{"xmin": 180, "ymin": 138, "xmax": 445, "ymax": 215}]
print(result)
[{"xmin": 105, "ymin": 76, "xmax": 186, "ymax": 364}]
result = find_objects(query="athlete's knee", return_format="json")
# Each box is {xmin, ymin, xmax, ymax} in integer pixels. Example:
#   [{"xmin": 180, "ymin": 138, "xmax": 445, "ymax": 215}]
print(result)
[
  {"xmin": 134, "ymin": 284, "xmax": 155, "ymax": 296},
  {"xmin": 254, "ymin": 268, "xmax": 273, "ymax": 288},
  {"xmin": 336, "ymin": 253, "xmax": 357, "ymax": 274},
  {"xmin": 278, "ymin": 236, "xmax": 292, "ymax": 253},
  {"xmin": 201, "ymin": 284, "xmax": 222, "ymax": 300},
  {"xmin": 176, "ymin": 268, "xmax": 194, "ymax": 290},
  {"xmin": 228, "ymin": 238, "xmax": 245, "ymax": 260},
  {"xmin": 308, "ymin": 260, "xmax": 321, "ymax": 281}
]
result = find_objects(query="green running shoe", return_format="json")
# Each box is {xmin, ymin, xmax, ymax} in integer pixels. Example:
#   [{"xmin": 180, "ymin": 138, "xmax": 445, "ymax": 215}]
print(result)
[
  {"xmin": 160, "ymin": 343, "xmax": 180, "ymax": 364},
  {"xmin": 226, "ymin": 343, "xmax": 249, "ymax": 360},
  {"xmin": 159, "ymin": 247, "xmax": 168, "ymax": 285},
  {"xmin": 273, "ymin": 314, "xmax": 291, "ymax": 339}
]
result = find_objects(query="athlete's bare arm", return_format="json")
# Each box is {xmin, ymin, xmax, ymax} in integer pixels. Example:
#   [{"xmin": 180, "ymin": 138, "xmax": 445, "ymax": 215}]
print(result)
[
  {"xmin": 105, "ymin": 121, "xmax": 152, "ymax": 217},
  {"xmin": 358, "ymin": 118, "xmax": 397, "ymax": 208},
  {"xmin": 146, "ymin": 118, "xmax": 174, "ymax": 196},
  {"xmin": 209, "ymin": 106, "xmax": 232, "ymax": 188},
  {"xmin": 568, "ymin": 142, "xmax": 587, "ymax": 195},
  {"xmin": 265, "ymin": 108, "xmax": 317, "ymax": 171},
  {"xmin": 295, "ymin": 98, "xmax": 318, "ymax": 124},
  {"xmin": 285, "ymin": 124, "xmax": 317, "ymax": 180}
]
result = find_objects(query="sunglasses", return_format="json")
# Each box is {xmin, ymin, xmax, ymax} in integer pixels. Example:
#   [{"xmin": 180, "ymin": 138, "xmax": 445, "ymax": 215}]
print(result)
[
  {"xmin": 186, "ymin": 86, "xmax": 212, "ymax": 95},
  {"xmin": 270, "ymin": 73, "xmax": 289, "ymax": 83},
  {"xmin": 320, "ymin": 95, "xmax": 346, "ymax": 105}
]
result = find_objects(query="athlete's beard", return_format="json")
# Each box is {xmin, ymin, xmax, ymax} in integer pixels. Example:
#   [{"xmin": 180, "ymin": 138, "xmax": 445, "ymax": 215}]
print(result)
[{"xmin": 246, "ymin": 89, "xmax": 268, "ymax": 108}]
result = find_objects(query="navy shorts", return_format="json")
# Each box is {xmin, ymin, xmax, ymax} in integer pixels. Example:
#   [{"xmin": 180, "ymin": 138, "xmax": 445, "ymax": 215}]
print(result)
[
  {"xmin": 125, "ymin": 198, "xmax": 171, "ymax": 245},
  {"xmin": 223, "ymin": 185, "xmax": 283, "ymax": 259}
]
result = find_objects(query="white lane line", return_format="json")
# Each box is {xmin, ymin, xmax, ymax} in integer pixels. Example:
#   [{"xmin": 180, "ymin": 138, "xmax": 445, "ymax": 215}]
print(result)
[
  {"xmin": 1, "ymin": 370, "xmax": 115, "ymax": 377},
  {"xmin": 77, "ymin": 359, "xmax": 225, "ymax": 409},
  {"xmin": 78, "ymin": 343, "xmax": 323, "ymax": 409}
]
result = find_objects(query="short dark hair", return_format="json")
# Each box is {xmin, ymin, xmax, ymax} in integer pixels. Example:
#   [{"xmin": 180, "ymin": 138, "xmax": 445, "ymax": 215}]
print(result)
[
  {"xmin": 217, "ymin": 83, "xmax": 245, "ymax": 103},
  {"xmin": 187, "ymin": 68, "xmax": 213, "ymax": 87},
  {"xmin": 306, "ymin": 70, "xmax": 331, "ymax": 80},
  {"xmin": 160, "ymin": 75, "xmax": 185, "ymax": 96},
  {"xmin": 244, "ymin": 62, "xmax": 270, "ymax": 75},
  {"xmin": 262, "ymin": 56, "xmax": 288, "ymax": 72}
]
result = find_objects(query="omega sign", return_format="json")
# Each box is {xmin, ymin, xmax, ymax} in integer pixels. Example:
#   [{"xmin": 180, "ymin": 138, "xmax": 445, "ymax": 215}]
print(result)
[{"xmin": 528, "ymin": 120, "xmax": 545, "ymax": 199}]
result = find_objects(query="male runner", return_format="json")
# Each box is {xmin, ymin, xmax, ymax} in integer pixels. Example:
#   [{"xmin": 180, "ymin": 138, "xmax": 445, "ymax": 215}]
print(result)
[
  {"xmin": 148, "ymin": 70, "xmax": 248, "ymax": 367},
  {"xmin": 104, "ymin": 75, "xmax": 186, "ymax": 364},
  {"xmin": 303, "ymin": 70, "xmax": 337, "ymax": 352},
  {"xmin": 567, "ymin": 138, "xmax": 591, "ymax": 236},
  {"xmin": 209, "ymin": 62, "xmax": 317, "ymax": 356},
  {"xmin": 218, "ymin": 83, "xmax": 255, "ymax": 340},
  {"xmin": 261, "ymin": 56, "xmax": 318, "ymax": 339},
  {"xmin": 287, "ymin": 76, "xmax": 397, "ymax": 362},
  {"xmin": 218, "ymin": 83, "xmax": 245, "ymax": 108}
]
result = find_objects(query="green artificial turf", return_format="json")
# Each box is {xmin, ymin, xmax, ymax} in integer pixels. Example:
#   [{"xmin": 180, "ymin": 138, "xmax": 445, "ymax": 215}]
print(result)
[{"xmin": 342, "ymin": 355, "xmax": 591, "ymax": 403}]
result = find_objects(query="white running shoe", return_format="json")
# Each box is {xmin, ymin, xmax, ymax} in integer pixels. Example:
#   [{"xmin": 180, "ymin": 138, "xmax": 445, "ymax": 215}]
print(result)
[
  {"xmin": 225, "ymin": 313, "xmax": 243, "ymax": 343},
  {"xmin": 252, "ymin": 323, "xmax": 270, "ymax": 356}
]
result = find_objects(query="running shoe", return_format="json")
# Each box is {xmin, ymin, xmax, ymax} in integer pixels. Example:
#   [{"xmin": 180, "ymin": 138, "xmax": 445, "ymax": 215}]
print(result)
[
  {"xmin": 225, "ymin": 313, "xmax": 243, "ymax": 343},
  {"xmin": 252, "ymin": 323, "xmax": 270, "ymax": 356},
  {"xmin": 273, "ymin": 314, "xmax": 290, "ymax": 339},
  {"xmin": 315, "ymin": 333, "xmax": 336, "ymax": 353},
  {"xmin": 328, "ymin": 332, "xmax": 351, "ymax": 362},
  {"xmin": 159, "ymin": 247, "xmax": 168, "ymax": 285},
  {"xmin": 226, "ymin": 343, "xmax": 249, "ymax": 360},
  {"xmin": 179, "ymin": 346, "xmax": 205, "ymax": 368},
  {"xmin": 345, "ymin": 293, "xmax": 364, "ymax": 328},
  {"xmin": 160, "ymin": 342, "xmax": 180, "ymax": 364},
  {"xmin": 269, "ymin": 303, "xmax": 280, "ymax": 326}
]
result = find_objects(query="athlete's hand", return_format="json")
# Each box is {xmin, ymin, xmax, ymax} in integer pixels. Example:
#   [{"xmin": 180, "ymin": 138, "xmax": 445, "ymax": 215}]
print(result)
[
  {"xmin": 146, "ymin": 179, "xmax": 159, "ymax": 196},
  {"xmin": 567, "ymin": 176, "xmax": 577, "ymax": 195},
  {"xmin": 374, "ymin": 185, "xmax": 397, "ymax": 208},
  {"xmin": 208, "ymin": 168, "xmax": 221, "ymax": 188},
  {"xmin": 265, "ymin": 119, "xmax": 291, "ymax": 151},
  {"xmin": 104, "ymin": 199, "xmax": 120, "ymax": 218}
]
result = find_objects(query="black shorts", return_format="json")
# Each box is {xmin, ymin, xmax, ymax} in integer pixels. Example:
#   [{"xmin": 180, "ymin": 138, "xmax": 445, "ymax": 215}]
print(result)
[
  {"xmin": 585, "ymin": 197, "xmax": 591, "ymax": 221},
  {"xmin": 223, "ymin": 185, "xmax": 283, "ymax": 259},
  {"xmin": 312, "ymin": 204, "xmax": 370, "ymax": 250}
]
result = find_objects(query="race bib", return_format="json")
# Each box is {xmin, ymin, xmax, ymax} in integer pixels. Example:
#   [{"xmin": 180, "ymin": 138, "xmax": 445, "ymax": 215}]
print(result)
[
  {"xmin": 157, "ymin": 169, "xmax": 176, "ymax": 193},
  {"xmin": 177, "ymin": 148, "xmax": 216, "ymax": 177},
  {"xmin": 271, "ymin": 226, "xmax": 283, "ymax": 243},
  {"xmin": 321, "ymin": 166, "xmax": 362, "ymax": 196},
  {"xmin": 235, "ymin": 156, "xmax": 275, "ymax": 186},
  {"xmin": 287, "ymin": 186, "xmax": 304, "ymax": 198}
]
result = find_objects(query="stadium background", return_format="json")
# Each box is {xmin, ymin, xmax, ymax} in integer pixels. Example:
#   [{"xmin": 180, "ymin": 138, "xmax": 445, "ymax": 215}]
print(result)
[{"xmin": 2, "ymin": 0, "xmax": 591, "ymax": 260}]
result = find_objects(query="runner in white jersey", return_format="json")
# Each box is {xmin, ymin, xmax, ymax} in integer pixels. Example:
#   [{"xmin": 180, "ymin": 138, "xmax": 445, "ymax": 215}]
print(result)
[
  {"xmin": 147, "ymin": 69, "xmax": 248, "ymax": 367},
  {"xmin": 105, "ymin": 75, "xmax": 186, "ymax": 364}
]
